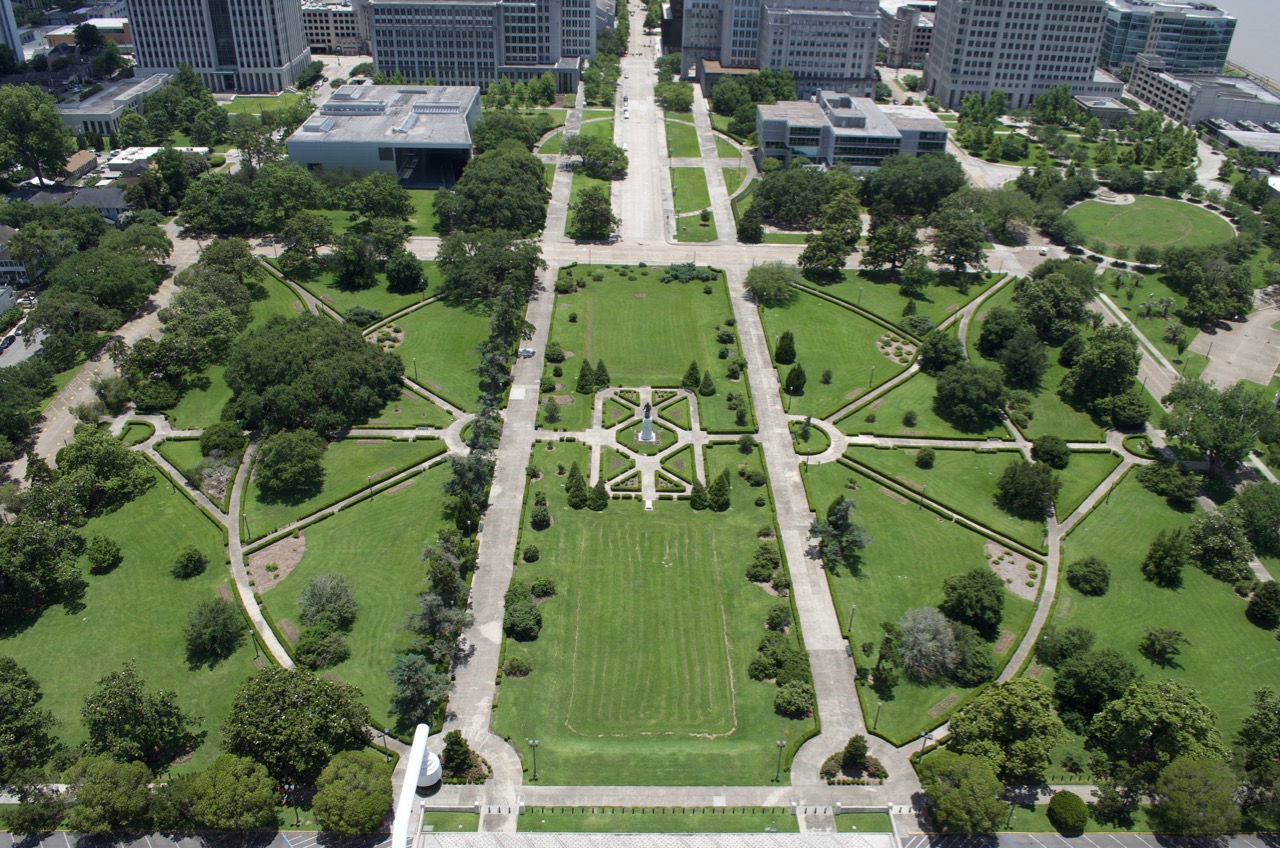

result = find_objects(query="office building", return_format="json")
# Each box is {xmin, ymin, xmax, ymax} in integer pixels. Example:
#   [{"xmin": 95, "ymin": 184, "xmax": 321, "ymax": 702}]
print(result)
[
  {"xmin": 45, "ymin": 17, "xmax": 131, "ymax": 47},
  {"xmin": 364, "ymin": 0, "xmax": 613, "ymax": 91},
  {"xmin": 756, "ymin": 90, "xmax": 948, "ymax": 168},
  {"xmin": 58, "ymin": 72, "xmax": 169, "ymax": 135},
  {"xmin": 127, "ymin": 0, "xmax": 311, "ymax": 93},
  {"xmin": 683, "ymin": 0, "xmax": 879, "ymax": 97},
  {"xmin": 879, "ymin": 0, "xmax": 934, "ymax": 69},
  {"xmin": 287, "ymin": 83, "xmax": 480, "ymax": 186},
  {"xmin": 302, "ymin": 0, "xmax": 367, "ymax": 55},
  {"xmin": 924, "ymin": 0, "xmax": 1124, "ymax": 111},
  {"xmin": 1128, "ymin": 52, "xmax": 1280, "ymax": 126},
  {"xmin": 0, "ymin": 0, "xmax": 21, "ymax": 59},
  {"xmin": 1100, "ymin": 0, "xmax": 1234, "ymax": 74}
]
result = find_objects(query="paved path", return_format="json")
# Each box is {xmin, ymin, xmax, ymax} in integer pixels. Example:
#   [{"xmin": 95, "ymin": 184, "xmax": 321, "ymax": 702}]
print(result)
[{"xmin": 1187, "ymin": 289, "xmax": 1280, "ymax": 387}]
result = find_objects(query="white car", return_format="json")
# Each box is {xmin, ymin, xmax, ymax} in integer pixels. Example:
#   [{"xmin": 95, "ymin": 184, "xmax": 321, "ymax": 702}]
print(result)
[
  {"xmin": 1039, "ymin": 247, "xmax": 1048, "ymax": 256},
  {"xmin": 623, "ymin": 109, "xmax": 630, "ymax": 119},
  {"xmin": 624, "ymin": 72, "xmax": 630, "ymax": 78},
  {"xmin": 622, "ymin": 142, "xmax": 629, "ymax": 152}
]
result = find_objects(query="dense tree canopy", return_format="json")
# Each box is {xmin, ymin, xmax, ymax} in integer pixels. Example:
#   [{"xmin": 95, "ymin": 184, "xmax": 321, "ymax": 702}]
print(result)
[
  {"xmin": 81, "ymin": 662, "xmax": 204, "ymax": 772},
  {"xmin": 312, "ymin": 751, "xmax": 393, "ymax": 834},
  {"xmin": 860, "ymin": 154, "xmax": 966, "ymax": 218},
  {"xmin": 918, "ymin": 750, "xmax": 1009, "ymax": 834},
  {"xmin": 0, "ymin": 85, "xmax": 73, "ymax": 184},
  {"xmin": 1163, "ymin": 378, "xmax": 1278, "ymax": 471},
  {"xmin": 224, "ymin": 314, "xmax": 403, "ymax": 434},
  {"xmin": 190, "ymin": 754, "xmax": 280, "ymax": 830},
  {"xmin": 434, "ymin": 140, "xmax": 548, "ymax": 234},
  {"xmin": 948, "ymin": 678, "xmax": 1068, "ymax": 782},
  {"xmin": 436, "ymin": 229, "xmax": 545, "ymax": 305},
  {"xmin": 0, "ymin": 657, "xmax": 60, "ymax": 784}
]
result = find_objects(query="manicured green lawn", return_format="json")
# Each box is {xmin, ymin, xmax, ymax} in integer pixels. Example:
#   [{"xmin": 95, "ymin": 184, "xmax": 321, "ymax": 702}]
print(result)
[
  {"xmin": 303, "ymin": 207, "xmax": 358, "ymax": 236},
  {"xmin": 281, "ymin": 262, "xmax": 441, "ymax": 318},
  {"xmin": 715, "ymin": 136, "xmax": 741, "ymax": 159},
  {"xmin": 539, "ymin": 131, "xmax": 563, "ymax": 154},
  {"xmin": 666, "ymin": 113, "xmax": 695, "ymax": 124},
  {"xmin": 666, "ymin": 119, "xmax": 702, "ymax": 158},
  {"xmin": 362, "ymin": 388, "xmax": 454, "ymax": 429},
  {"xmin": 156, "ymin": 438, "xmax": 205, "ymax": 478},
  {"xmin": 1105, "ymin": 269, "xmax": 1200, "ymax": 368},
  {"xmin": 723, "ymin": 166, "xmax": 747, "ymax": 196},
  {"xmin": 515, "ymin": 108, "xmax": 568, "ymax": 129},
  {"xmin": 242, "ymin": 438, "xmax": 445, "ymax": 541},
  {"xmin": 802, "ymin": 463, "xmax": 1035, "ymax": 742},
  {"xmin": 222, "ymin": 92, "xmax": 306, "ymax": 115},
  {"xmin": 423, "ymin": 812, "xmax": 480, "ymax": 833},
  {"xmin": 763, "ymin": 233, "xmax": 810, "ymax": 244},
  {"xmin": 658, "ymin": 397, "xmax": 690, "ymax": 429},
  {"xmin": 582, "ymin": 109, "xmax": 614, "ymax": 120},
  {"xmin": 1005, "ymin": 802, "xmax": 1152, "ymax": 833},
  {"xmin": 407, "ymin": 189, "xmax": 439, "ymax": 236},
  {"xmin": 166, "ymin": 274, "xmax": 304, "ymax": 430},
  {"xmin": 837, "ymin": 372, "xmax": 1010, "ymax": 440},
  {"xmin": 259, "ymin": 464, "xmax": 450, "ymax": 729},
  {"xmin": 671, "ymin": 167, "xmax": 711, "ymax": 214},
  {"xmin": 567, "ymin": 171, "xmax": 611, "ymax": 238},
  {"xmin": 578, "ymin": 117, "xmax": 615, "ymax": 142},
  {"xmin": 1065, "ymin": 197, "xmax": 1234, "ymax": 253},
  {"xmin": 819, "ymin": 270, "xmax": 1002, "ymax": 333},
  {"xmin": 789, "ymin": 420, "xmax": 830, "ymax": 455},
  {"xmin": 675, "ymin": 214, "xmax": 717, "ymax": 242},
  {"xmin": 120, "ymin": 421, "xmax": 154, "ymax": 446},
  {"xmin": 1054, "ymin": 451, "xmax": 1121, "ymax": 518},
  {"xmin": 376, "ymin": 300, "xmax": 492, "ymax": 411},
  {"xmin": 520, "ymin": 807, "xmax": 798, "ymax": 833},
  {"xmin": 845, "ymin": 445, "xmax": 1047, "ymax": 550},
  {"xmin": 759, "ymin": 291, "xmax": 905, "ymax": 419},
  {"xmin": 0, "ymin": 467, "xmax": 252, "ymax": 772},
  {"xmin": 1060, "ymin": 473, "xmax": 1280, "ymax": 740},
  {"xmin": 839, "ymin": 812, "xmax": 893, "ymax": 832},
  {"xmin": 544, "ymin": 162, "xmax": 557, "ymax": 187},
  {"xmin": 494, "ymin": 441, "xmax": 812, "ymax": 785}
]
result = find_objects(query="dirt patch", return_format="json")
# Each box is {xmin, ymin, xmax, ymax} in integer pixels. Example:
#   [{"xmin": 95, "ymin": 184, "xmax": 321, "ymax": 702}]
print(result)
[
  {"xmin": 897, "ymin": 429, "xmax": 926, "ymax": 436},
  {"xmin": 374, "ymin": 466, "xmax": 395, "ymax": 479},
  {"xmin": 279, "ymin": 618, "xmax": 299, "ymax": 644},
  {"xmin": 903, "ymin": 449, "xmax": 919, "ymax": 455},
  {"xmin": 217, "ymin": 584, "xmax": 233, "ymax": 602},
  {"xmin": 554, "ymin": 395, "xmax": 576, "ymax": 405},
  {"xmin": 385, "ymin": 479, "xmax": 417, "ymax": 496},
  {"xmin": 1027, "ymin": 663, "xmax": 1044, "ymax": 679},
  {"xmin": 869, "ymin": 398, "xmax": 886, "ymax": 410},
  {"xmin": 895, "ymin": 475, "xmax": 924, "ymax": 491},
  {"xmin": 292, "ymin": 302, "xmax": 303, "ymax": 313},
  {"xmin": 356, "ymin": 439, "xmax": 383, "ymax": 445},
  {"xmin": 246, "ymin": 532, "xmax": 307, "ymax": 593},
  {"xmin": 844, "ymin": 388, "xmax": 865, "ymax": 401},
  {"xmin": 322, "ymin": 295, "xmax": 335, "ymax": 304},
  {"xmin": 1057, "ymin": 596, "xmax": 1072, "ymax": 617},
  {"xmin": 994, "ymin": 630, "xmax": 1015, "ymax": 653},
  {"xmin": 635, "ymin": 293, "xmax": 649, "ymax": 299},
  {"xmin": 984, "ymin": 541, "xmax": 1038, "ymax": 601},
  {"xmin": 669, "ymin": 458, "xmax": 686, "ymax": 472},
  {"xmin": 929, "ymin": 694, "xmax": 960, "ymax": 717},
  {"xmin": 561, "ymin": 350, "xmax": 576, "ymax": 359},
  {"xmin": 878, "ymin": 486, "xmax": 908, "ymax": 504}
]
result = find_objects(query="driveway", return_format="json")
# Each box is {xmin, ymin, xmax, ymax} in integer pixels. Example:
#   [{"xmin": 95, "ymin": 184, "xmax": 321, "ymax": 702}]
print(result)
[{"xmin": 1187, "ymin": 293, "xmax": 1280, "ymax": 388}]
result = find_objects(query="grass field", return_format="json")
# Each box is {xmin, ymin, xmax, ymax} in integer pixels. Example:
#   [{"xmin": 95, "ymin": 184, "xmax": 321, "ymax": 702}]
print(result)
[
  {"xmin": 1005, "ymin": 802, "xmax": 1152, "ymax": 833},
  {"xmin": 818, "ymin": 270, "xmax": 1002, "ymax": 332},
  {"xmin": 166, "ymin": 274, "xmax": 304, "ymax": 430},
  {"xmin": 567, "ymin": 171, "xmax": 611, "ymax": 238},
  {"xmin": 1104, "ymin": 269, "xmax": 1200, "ymax": 367},
  {"xmin": 544, "ymin": 163, "xmax": 557, "ymax": 188},
  {"xmin": 578, "ymin": 118, "xmax": 615, "ymax": 143},
  {"xmin": 837, "ymin": 372, "xmax": 1010, "ymax": 441},
  {"xmin": 759, "ymin": 291, "xmax": 905, "ymax": 419},
  {"xmin": 675, "ymin": 214, "xmax": 718, "ymax": 242},
  {"xmin": 0, "ymin": 467, "xmax": 252, "ymax": 773},
  {"xmin": 723, "ymin": 166, "xmax": 747, "ymax": 196},
  {"xmin": 519, "ymin": 807, "xmax": 798, "ymax": 833},
  {"xmin": 839, "ymin": 812, "xmax": 893, "ymax": 833},
  {"xmin": 286, "ymin": 263, "xmax": 441, "ymax": 318},
  {"xmin": 423, "ymin": 812, "xmax": 480, "ymax": 833},
  {"xmin": 1054, "ymin": 451, "xmax": 1121, "ymax": 518},
  {"xmin": 390, "ymin": 301, "xmax": 494, "ymax": 411},
  {"xmin": 362, "ymin": 388, "xmax": 454, "ymax": 429},
  {"xmin": 539, "ymin": 131, "xmax": 563, "ymax": 154},
  {"xmin": 120, "ymin": 421, "xmax": 154, "ymax": 446},
  {"xmin": 1065, "ymin": 197, "xmax": 1234, "ymax": 253},
  {"xmin": 222, "ymin": 92, "xmax": 306, "ymax": 115},
  {"xmin": 666, "ymin": 119, "xmax": 702, "ymax": 158},
  {"xmin": 260, "ymin": 464, "xmax": 450, "ymax": 729},
  {"xmin": 493, "ymin": 441, "xmax": 812, "ymax": 784},
  {"xmin": 715, "ymin": 136, "xmax": 741, "ymax": 159},
  {"xmin": 845, "ymin": 446, "xmax": 1047, "ymax": 550},
  {"xmin": 671, "ymin": 167, "xmax": 711, "ymax": 214},
  {"xmin": 242, "ymin": 438, "xmax": 445, "ymax": 541},
  {"xmin": 156, "ymin": 438, "xmax": 205, "ymax": 480},
  {"xmin": 763, "ymin": 233, "xmax": 810, "ymax": 244},
  {"xmin": 802, "ymin": 463, "xmax": 1035, "ymax": 741},
  {"xmin": 1060, "ymin": 472, "xmax": 1280, "ymax": 740},
  {"xmin": 408, "ymin": 189, "xmax": 439, "ymax": 236}
]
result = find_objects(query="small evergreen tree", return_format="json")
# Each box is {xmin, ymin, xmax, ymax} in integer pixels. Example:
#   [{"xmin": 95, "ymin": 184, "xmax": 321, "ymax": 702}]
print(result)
[
  {"xmin": 775, "ymin": 330, "xmax": 796, "ymax": 364},
  {"xmin": 690, "ymin": 479, "xmax": 709, "ymax": 510},
  {"xmin": 566, "ymin": 461, "xmax": 588, "ymax": 509},
  {"xmin": 587, "ymin": 479, "xmax": 608, "ymax": 511},
  {"xmin": 541, "ymin": 396, "xmax": 561, "ymax": 424},
  {"xmin": 575, "ymin": 361, "xmax": 596, "ymax": 394},
  {"xmin": 708, "ymin": 469, "xmax": 731, "ymax": 511},
  {"xmin": 737, "ymin": 200, "xmax": 764, "ymax": 244},
  {"xmin": 681, "ymin": 361, "xmax": 701, "ymax": 392},
  {"xmin": 594, "ymin": 360, "xmax": 610, "ymax": 386},
  {"xmin": 784, "ymin": 363, "xmax": 807, "ymax": 395},
  {"xmin": 699, "ymin": 371, "xmax": 716, "ymax": 396}
]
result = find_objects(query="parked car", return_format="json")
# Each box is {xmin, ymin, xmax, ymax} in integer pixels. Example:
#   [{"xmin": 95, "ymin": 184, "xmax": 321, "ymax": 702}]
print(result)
[{"xmin": 1, "ymin": 336, "xmax": 16, "ymax": 351}]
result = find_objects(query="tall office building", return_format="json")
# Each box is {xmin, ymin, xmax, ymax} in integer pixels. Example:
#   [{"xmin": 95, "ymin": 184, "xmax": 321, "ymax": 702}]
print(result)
[
  {"xmin": 924, "ymin": 0, "xmax": 1124, "ymax": 110},
  {"xmin": 683, "ymin": 0, "xmax": 879, "ymax": 97},
  {"xmin": 0, "ymin": 0, "xmax": 22, "ymax": 61},
  {"xmin": 128, "ymin": 0, "xmax": 311, "ymax": 93},
  {"xmin": 364, "ymin": 0, "xmax": 610, "ymax": 91},
  {"xmin": 1099, "ymin": 0, "xmax": 1234, "ymax": 74},
  {"xmin": 879, "ymin": 0, "xmax": 935, "ymax": 69}
]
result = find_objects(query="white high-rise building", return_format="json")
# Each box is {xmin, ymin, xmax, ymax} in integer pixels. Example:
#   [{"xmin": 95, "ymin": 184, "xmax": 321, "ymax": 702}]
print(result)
[
  {"xmin": 682, "ymin": 0, "xmax": 879, "ymax": 97},
  {"xmin": 924, "ymin": 0, "xmax": 1124, "ymax": 111},
  {"xmin": 127, "ymin": 0, "xmax": 312, "ymax": 93},
  {"xmin": 0, "ymin": 0, "xmax": 22, "ymax": 61}
]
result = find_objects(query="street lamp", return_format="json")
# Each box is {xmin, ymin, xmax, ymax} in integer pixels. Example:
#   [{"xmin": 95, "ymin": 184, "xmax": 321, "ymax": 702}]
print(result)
[
  {"xmin": 367, "ymin": 474, "xmax": 374, "ymax": 498},
  {"xmin": 869, "ymin": 364, "xmax": 877, "ymax": 387},
  {"xmin": 847, "ymin": 603, "xmax": 856, "ymax": 632},
  {"xmin": 413, "ymin": 356, "xmax": 418, "ymax": 382},
  {"xmin": 381, "ymin": 728, "xmax": 392, "ymax": 763},
  {"xmin": 775, "ymin": 739, "xmax": 786, "ymax": 782},
  {"xmin": 874, "ymin": 700, "xmax": 883, "ymax": 730},
  {"xmin": 527, "ymin": 738, "xmax": 539, "ymax": 780},
  {"xmin": 919, "ymin": 731, "xmax": 933, "ymax": 753}
]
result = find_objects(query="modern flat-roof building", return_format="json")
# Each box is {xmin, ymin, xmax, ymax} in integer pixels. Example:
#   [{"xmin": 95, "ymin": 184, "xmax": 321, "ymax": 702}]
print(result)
[
  {"xmin": 1128, "ymin": 52, "xmax": 1280, "ymax": 126},
  {"xmin": 57, "ymin": 72, "xmax": 169, "ymax": 135},
  {"xmin": 363, "ymin": 0, "xmax": 609, "ymax": 92},
  {"xmin": 1099, "ymin": 0, "xmax": 1234, "ymax": 74},
  {"xmin": 301, "ymin": 0, "xmax": 367, "ymax": 55},
  {"xmin": 879, "ymin": 0, "xmax": 934, "ymax": 69},
  {"xmin": 683, "ymin": 0, "xmax": 879, "ymax": 97},
  {"xmin": 924, "ymin": 0, "xmax": 1125, "ymax": 111},
  {"xmin": 756, "ymin": 90, "xmax": 948, "ymax": 168},
  {"xmin": 287, "ymin": 83, "xmax": 481, "ymax": 187},
  {"xmin": 1073, "ymin": 94, "xmax": 1135, "ymax": 127},
  {"xmin": 45, "ymin": 16, "xmax": 131, "ymax": 47},
  {"xmin": 127, "ymin": 0, "xmax": 311, "ymax": 93}
]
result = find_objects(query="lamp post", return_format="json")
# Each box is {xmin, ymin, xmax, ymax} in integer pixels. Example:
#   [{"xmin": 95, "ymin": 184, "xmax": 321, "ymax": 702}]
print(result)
[
  {"xmin": 527, "ymin": 738, "xmax": 539, "ymax": 780},
  {"xmin": 869, "ymin": 364, "xmax": 877, "ymax": 387},
  {"xmin": 874, "ymin": 700, "xmax": 883, "ymax": 730},
  {"xmin": 847, "ymin": 603, "xmax": 856, "ymax": 632},
  {"xmin": 367, "ymin": 474, "xmax": 374, "ymax": 498},
  {"xmin": 413, "ymin": 356, "xmax": 418, "ymax": 382},
  {"xmin": 775, "ymin": 739, "xmax": 786, "ymax": 782},
  {"xmin": 381, "ymin": 728, "xmax": 392, "ymax": 762},
  {"xmin": 919, "ymin": 731, "xmax": 932, "ymax": 753}
]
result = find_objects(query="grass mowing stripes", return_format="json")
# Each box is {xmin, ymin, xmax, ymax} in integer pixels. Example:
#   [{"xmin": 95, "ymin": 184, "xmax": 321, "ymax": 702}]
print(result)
[
  {"xmin": 819, "ymin": 270, "xmax": 1001, "ymax": 332},
  {"xmin": 671, "ymin": 167, "xmax": 711, "ymax": 214},
  {"xmin": 836, "ymin": 372, "xmax": 1010, "ymax": 440},
  {"xmin": 1064, "ymin": 196, "xmax": 1234, "ymax": 253},
  {"xmin": 665, "ymin": 119, "xmax": 701, "ymax": 158},
  {"xmin": 390, "ymin": 301, "xmax": 493, "ymax": 411},
  {"xmin": 1054, "ymin": 451, "xmax": 1121, "ymax": 518}
]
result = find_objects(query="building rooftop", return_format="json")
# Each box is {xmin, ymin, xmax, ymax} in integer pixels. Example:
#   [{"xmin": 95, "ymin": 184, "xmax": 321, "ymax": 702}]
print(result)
[
  {"xmin": 1219, "ymin": 128, "xmax": 1280, "ymax": 153},
  {"xmin": 1105, "ymin": 0, "xmax": 1233, "ymax": 18},
  {"xmin": 700, "ymin": 59, "xmax": 760, "ymax": 76},
  {"xmin": 104, "ymin": 145, "xmax": 209, "ymax": 170},
  {"xmin": 301, "ymin": 0, "xmax": 353, "ymax": 7},
  {"xmin": 291, "ymin": 84, "xmax": 480, "ymax": 147},
  {"xmin": 66, "ymin": 186, "xmax": 127, "ymax": 209},
  {"xmin": 757, "ymin": 100, "xmax": 826, "ymax": 124},
  {"xmin": 59, "ymin": 74, "xmax": 170, "ymax": 119},
  {"xmin": 1075, "ymin": 95, "xmax": 1134, "ymax": 110},
  {"xmin": 48, "ymin": 17, "xmax": 128, "ymax": 35},
  {"xmin": 878, "ymin": 102, "xmax": 947, "ymax": 131},
  {"xmin": 759, "ymin": 94, "xmax": 946, "ymax": 138},
  {"xmin": 879, "ymin": 0, "xmax": 936, "ymax": 14}
]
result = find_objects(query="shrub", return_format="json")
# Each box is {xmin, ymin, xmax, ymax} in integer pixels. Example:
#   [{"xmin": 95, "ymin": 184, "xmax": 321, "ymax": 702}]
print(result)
[
  {"xmin": 1247, "ymin": 581, "xmax": 1280, "ymax": 628},
  {"xmin": 1066, "ymin": 556, "xmax": 1110, "ymax": 596},
  {"xmin": 545, "ymin": 341, "xmax": 566, "ymax": 363},
  {"xmin": 86, "ymin": 535, "xmax": 122, "ymax": 573},
  {"xmin": 345, "ymin": 305, "xmax": 383, "ymax": 327},
  {"xmin": 737, "ymin": 434, "xmax": 756, "ymax": 454},
  {"xmin": 171, "ymin": 545, "xmax": 208, "ymax": 579},
  {"xmin": 184, "ymin": 598, "xmax": 245, "ymax": 667},
  {"xmin": 294, "ymin": 624, "xmax": 351, "ymax": 670},
  {"xmin": 1032, "ymin": 434, "xmax": 1070, "ymax": 469},
  {"xmin": 298, "ymin": 573, "xmax": 359, "ymax": 631},
  {"xmin": 200, "ymin": 421, "xmax": 247, "ymax": 457},
  {"xmin": 774, "ymin": 681, "xmax": 815, "ymax": 718},
  {"xmin": 903, "ymin": 410, "xmax": 918, "ymax": 427},
  {"xmin": 530, "ymin": 576, "xmax": 557, "ymax": 598},
  {"xmin": 841, "ymin": 735, "xmax": 868, "ymax": 771},
  {"xmin": 766, "ymin": 604, "xmax": 792, "ymax": 631},
  {"xmin": 530, "ymin": 504, "xmax": 550, "ymax": 530},
  {"xmin": 521, "ymin": 545, "xmax": 540, "ymax": 563},
  {"xmin": 916, "ymin": 448, "xmax": 936, "ymax": 469},
  {"xmin": 503, "ymin": 656, "xmax": 532, "ymax": 677},
  {"xmin": 1047, "ymin": 790, "xmax": 1088, "ymax": 833},
  {"xmin": 568, "ymin": 312, "xmax": 578, "ymax": 323}
]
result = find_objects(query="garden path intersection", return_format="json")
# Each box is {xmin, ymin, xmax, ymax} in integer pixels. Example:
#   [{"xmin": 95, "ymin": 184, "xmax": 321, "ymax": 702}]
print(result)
[{"xmin": 14, "ymin": 11, "xmax": 1276, "ymax": 845}]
